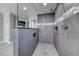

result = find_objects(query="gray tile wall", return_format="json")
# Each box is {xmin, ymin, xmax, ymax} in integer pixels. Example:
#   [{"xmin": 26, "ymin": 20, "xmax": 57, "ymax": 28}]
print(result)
[
  {"xmin": 54, "ymin": 3, "xmax": 79, "ymax": 56},
  {"xmin": 38, "ymin": 13, "xmax": 54, "ymax": 44}
]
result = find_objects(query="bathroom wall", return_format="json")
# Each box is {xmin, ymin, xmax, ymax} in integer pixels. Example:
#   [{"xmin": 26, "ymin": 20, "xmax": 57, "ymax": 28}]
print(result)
[
  {"xmin": 54, "ymin": 13, "xmax": 79, "ymax": 56},
  {"xmin": 0, "ymin": 3, "xmax": 17, "ymax": 15},
  {"xmin": 10, "ymin": 13, "xmax": 16, "ymax": 42},
  {"xmin": 0, "ymin": 13, "xmax": 3, "ymax": 41},
  {"xmin": 38, "ymin": 13, "xmax": 54, "ymax": 44},
  {"xmin": 3, "ymin": 12, "xmax": 17, "ymax": 44},
  {"xmin": 53, "ymin": 3, "xmax": 65, "ymax": 49},
  {"xmin": 0, "ymin": 3, "xmax": 17, "ymax": 43},
  {"xmin": 54, "ymin": 4, "xmax": 65, "ymax": 20},
  {"xmin": 54, "ymin": 3, "xmax": 79, "ymax": 56}
]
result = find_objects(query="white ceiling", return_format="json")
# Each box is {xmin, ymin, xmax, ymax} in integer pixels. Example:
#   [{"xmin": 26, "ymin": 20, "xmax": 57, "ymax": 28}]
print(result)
[
  {"xmin": 18, "ymin": 3, "xmax": 74, "ymax": 20},
  {"xmin": 18, "ymin": 3, "xmax": 57, "ymax": 20},
  {"xmin": 33, "ymin": 3, "xmax": 57, "ymax": 14},
  {"xmin": 18, "ymin": 3, "xmax": 57, "ymax": 16},
  {"xmin": 18, "ymin": 3, "xmax": 36, "ymax": 20}
]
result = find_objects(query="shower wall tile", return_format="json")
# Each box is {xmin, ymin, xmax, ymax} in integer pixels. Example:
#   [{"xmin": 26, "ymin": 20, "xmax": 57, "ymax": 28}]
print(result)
[
  {"xmin": 38, "ymin": 13, "xmax": 54, "ymax": 44},
  {"xmin": 54, "ymin": 12, "xmax": 79, "ymax": 56}
]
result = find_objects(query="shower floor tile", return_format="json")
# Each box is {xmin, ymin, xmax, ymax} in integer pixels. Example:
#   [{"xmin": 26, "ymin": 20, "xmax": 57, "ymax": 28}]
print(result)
[{"xmin": 33, "ymin": 43, "xmax": 58, "ymax": 56}]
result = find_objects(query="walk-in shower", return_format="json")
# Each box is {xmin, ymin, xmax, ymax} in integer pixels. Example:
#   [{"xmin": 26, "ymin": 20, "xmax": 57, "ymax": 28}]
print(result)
[{"xmin": 0, "ymin": 3, "xmax": 79, "ymax": 56}]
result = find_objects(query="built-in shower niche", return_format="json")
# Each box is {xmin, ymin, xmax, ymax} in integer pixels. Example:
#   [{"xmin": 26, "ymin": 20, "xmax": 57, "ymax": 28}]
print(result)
[
  {"xmin": 55, "ymin": 26, "xmax": 58, "ymax": 31},
  {"xmin": 62, "ymin": 23, "xmax": 68, "ymax": 30}
]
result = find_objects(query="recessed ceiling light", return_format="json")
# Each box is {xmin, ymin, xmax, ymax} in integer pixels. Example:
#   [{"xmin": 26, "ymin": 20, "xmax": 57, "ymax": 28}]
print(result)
[
  {"xmin": 43, "ymin": 3, "xmax": 47, "ymax": 6},
  {"xmin": 23, "ymin": 6, "xmax": 27, "ymax": 10}
]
